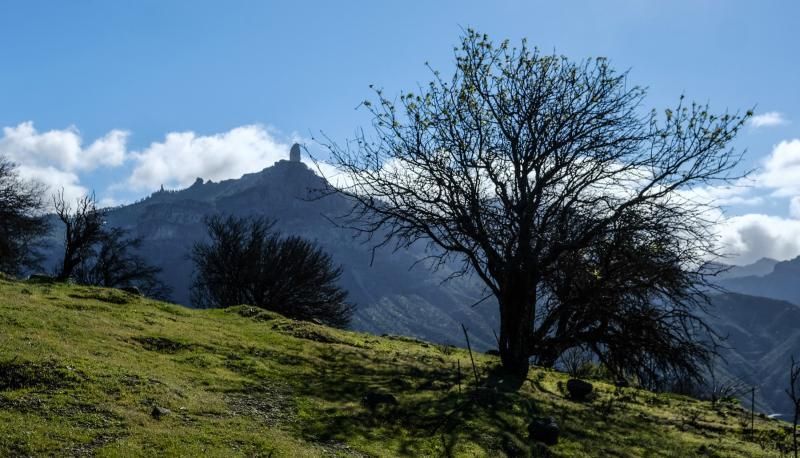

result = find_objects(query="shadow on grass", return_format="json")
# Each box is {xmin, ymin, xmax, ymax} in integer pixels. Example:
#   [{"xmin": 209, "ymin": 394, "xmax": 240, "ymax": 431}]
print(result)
[{"xmin": 292, "ymin": 346, "xmax": 540, "ymax": 457}]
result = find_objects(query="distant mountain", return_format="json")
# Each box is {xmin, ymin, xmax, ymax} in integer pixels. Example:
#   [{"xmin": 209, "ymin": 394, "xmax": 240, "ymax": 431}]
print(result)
[
  {"xmin": 56, "ymin": 157, "xmax": 499, "ymax": 350},
  {"xmin": 718, "ymin": 257, "xmax": 800, "ymax": 305},
  {"xmin": 705, "ymin": 292, "xmax": 800, "ymax": 416},
  {"xmin": 712, "ymin": 257, "xmax": 778, "ymax": 280}
]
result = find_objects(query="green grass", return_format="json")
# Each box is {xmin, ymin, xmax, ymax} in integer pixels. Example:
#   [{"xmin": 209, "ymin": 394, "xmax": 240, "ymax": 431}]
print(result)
[{"xmin": 0, "ymin": 276, "xmax": 794, "ymax": 457}]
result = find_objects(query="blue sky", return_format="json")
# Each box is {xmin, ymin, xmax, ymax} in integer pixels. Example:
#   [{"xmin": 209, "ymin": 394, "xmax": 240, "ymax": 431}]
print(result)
[{"xmin": 0, "ymin": 0, "xmax": 798, "ymax": 263}]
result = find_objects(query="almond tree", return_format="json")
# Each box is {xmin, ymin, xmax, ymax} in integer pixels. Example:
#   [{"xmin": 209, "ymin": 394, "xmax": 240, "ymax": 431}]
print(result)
[{"xmin": 325, "ymin": 30, "xmax": 749, "ymax": 380}]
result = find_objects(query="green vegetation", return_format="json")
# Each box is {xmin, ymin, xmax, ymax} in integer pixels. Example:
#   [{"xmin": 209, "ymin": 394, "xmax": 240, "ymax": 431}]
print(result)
[{"xmin": 0, "ymin": 276, "xmax": 793, "ymax": 457}]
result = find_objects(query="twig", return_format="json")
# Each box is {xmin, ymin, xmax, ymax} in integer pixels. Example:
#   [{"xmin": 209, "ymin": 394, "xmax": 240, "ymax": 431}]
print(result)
[{"xmin": 461, "ymin": 324, "xmax": 479, "ymax": 385}]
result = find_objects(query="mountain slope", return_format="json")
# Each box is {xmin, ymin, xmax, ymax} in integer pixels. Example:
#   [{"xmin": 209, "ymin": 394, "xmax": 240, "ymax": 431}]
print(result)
[
  {"xmin": 56, "ymin": 159, "xmax": 500, "ymax": 350},
  {"xmin": 713, "ymin": 258, "xmax": 779, "ymax": 280},
  {"xmin": 0, "ymin": 277, "xmax": 793, "ymax": 457},
  {"xmin": 705, "ymin": 293, "xmax": 800, "ymax": 416}
]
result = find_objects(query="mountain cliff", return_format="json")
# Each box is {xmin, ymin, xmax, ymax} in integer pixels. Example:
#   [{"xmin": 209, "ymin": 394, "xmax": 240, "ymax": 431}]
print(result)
[
  {"xmin": 98, "ymin": 159, "xmax": 499, "ymax": 350},
  {"xmin": 706, "ymin": 292, "xmax": 800, "ymax": 416}
]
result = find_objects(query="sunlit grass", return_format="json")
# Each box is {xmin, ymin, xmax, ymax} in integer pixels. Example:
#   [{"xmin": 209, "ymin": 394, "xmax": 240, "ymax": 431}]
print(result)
[{"xmin": 0, "ymin": 276, "xmax": 792, "ymax": 456}]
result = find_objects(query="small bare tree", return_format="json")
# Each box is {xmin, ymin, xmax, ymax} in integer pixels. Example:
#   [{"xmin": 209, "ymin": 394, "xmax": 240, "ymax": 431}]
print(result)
[
  {"xmin": 53, "ymin": 191, "xmax": 105, "ymax": 281},
  {"xmin": 73, "ymin": 226, "xmax": 171, "ymax": 300},
  {"xmin": 701, "ymin": 359, "xmax": 750, "ymax": 406},
  {"xmin": 788, "ymin": 356, "xmax": 800, "ymax": 458},
  {"xmin": 0, "ymin": 157, "xmax": 49, "ymax": 275},
  {"xmin": 557, "ymin": 346, "xmax": 595, "ymax": 378}
]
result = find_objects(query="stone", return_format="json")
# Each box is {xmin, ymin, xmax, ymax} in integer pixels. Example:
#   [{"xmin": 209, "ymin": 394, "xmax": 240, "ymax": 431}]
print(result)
[
  {"xmin": 361, "ymin": 391, "xmax": 398, "ymax": 411},
  {"xmin": 290, "ymin": 143, "xmax": 301, "ymax": 162},
  {"xmin": 151, "ymin": 405, "xmax": 171, "ymax": 419},
  {"xmin": 528, "ymin": 416, "xmax": 559, "ymax": 446},
  {"xmin": 485, "ymin": 349, "xmax": 501, "ymax": 356},
  {"xmin": 566, "ymin": 378, "xmax": 593, "ymax": 401}
]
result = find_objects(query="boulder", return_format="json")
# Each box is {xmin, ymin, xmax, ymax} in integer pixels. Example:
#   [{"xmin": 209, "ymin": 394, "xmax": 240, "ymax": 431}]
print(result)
[
  {"xmin": 528, "ymin": 416, "xmax": 559, "ymax": 446},
  {"xmin": 485, "ymin": 349, "xmax": 501, "ymax": 356},
  {"xmin": 362, "ymin": 391, "xmax": 398, "ymax": 411},
  {"xmin": 151, "ymin": 405, "xmax": 171, "ymax": 419},
  {"xmin": 566, "ymin": 378, "xmax": 593, "ymax": 401}
]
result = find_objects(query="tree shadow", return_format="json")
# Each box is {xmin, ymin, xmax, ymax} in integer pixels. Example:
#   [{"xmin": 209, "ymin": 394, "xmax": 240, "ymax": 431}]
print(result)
[{"xmin": 293, "ymin": 346, "xmax": 536, "ymax": 456}]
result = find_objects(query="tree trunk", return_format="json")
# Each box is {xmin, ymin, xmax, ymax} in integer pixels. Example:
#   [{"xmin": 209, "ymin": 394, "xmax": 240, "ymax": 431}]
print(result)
[
  {"xmin": 793, "ymin": 409, "xmax": 798, "ymax": 458},
  {"xmin": 497, "ymin": 286, "xmax": 535, "ymax": 381}
]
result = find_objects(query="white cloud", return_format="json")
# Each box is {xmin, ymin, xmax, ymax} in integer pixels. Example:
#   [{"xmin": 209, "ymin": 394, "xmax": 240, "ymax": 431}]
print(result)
[
  {"xmin": 681, "ymin": 181, "xmax": 762, "ymax": 207},
  {"xmin": 755, "ymin": 139, "xmax": 800, "ymax": 197},
  {"xmin": 749, "ymin": 111, "xmax": 788, "ymax": 128},
  {"xmin": 15, "ymin": 164, "xmax": 87, "ymax": 207},
  {"xmin": 717, "ymin": 213, "xmax": 800, "ymax": 265},
  {"xmin": 127, "ymin": 125, "xmax": 292, "ymax": 190},
  {"xmin": 790, "ymin": 197, "xmax": 800, "ymax": 219},
  {"xmin": 0, "ymin": 122, "xmax": 129, "ymax": 205},
  {"xmin": 0, "ymin": 122, "xmax": 128, "ymax": 171}
]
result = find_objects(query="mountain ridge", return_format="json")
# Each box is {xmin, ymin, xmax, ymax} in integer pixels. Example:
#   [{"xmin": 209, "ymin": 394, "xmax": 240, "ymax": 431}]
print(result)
[{"xmin": 93, "ymin": 158, "xmax": 501, "ymax": 351}]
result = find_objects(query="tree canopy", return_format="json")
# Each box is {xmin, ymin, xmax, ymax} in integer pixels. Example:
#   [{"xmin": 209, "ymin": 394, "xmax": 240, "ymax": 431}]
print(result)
[
  {"xmin": 191, "ymin": 215, "xmax": 353, "ymax": 328},
  {"xmin": 324, "ymin": 30, "xmax": 749, "ymax": 381},
  {"xmin": 53, "ymin": 191, "xmax": 169, "ymax": 299}
]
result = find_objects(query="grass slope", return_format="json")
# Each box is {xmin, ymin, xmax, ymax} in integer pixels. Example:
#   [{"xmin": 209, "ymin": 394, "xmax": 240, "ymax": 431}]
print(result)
[{"xmin": 0, "ymin": 276, "xmax": 794, "ymax": 457}]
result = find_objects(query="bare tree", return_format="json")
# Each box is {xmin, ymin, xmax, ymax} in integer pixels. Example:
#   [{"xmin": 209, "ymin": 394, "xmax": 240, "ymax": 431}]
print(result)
[
  {"xmin": 704, "ymin": 363, "xmax": 749, "ymax": 406},
  {"xmin": 53, "ymin": 191, "xmax": 106, "ymax": 281},
  {"xmin": 556, "ymin": 346, "xmax": 595, "ymax": 378},
  {"xmin": 788, "ymin": 356, "xmax": 800, "ymax": 458},
  {"xmin": 323, "ymin": 30, "xmax": 749, "ymax": 380},
  {"xmin": 73, "ymin": 226, "xmax": 171, "ymax": 300},
  {"xmin": 0, "ymin": 157, "xmax": 49, "ymax": 275},
  {"xmin": 191, "ymin": 215, "xmax": 353, "ymax": 328}
]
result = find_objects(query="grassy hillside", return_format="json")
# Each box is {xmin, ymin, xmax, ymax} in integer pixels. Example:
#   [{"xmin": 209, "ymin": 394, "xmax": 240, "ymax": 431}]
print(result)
[{"xmin": 0, "ymin": 276, "xmax": 794, "ymax": 457}]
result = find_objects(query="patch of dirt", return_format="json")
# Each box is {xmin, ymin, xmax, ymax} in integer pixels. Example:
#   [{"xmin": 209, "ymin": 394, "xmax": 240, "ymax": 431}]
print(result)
[
  {"xmin": 270, "ymin": 321, "xmax": 361, "ymax": 348},
  {"xmin": 316, "ymin": 441, "xmax": 372, "ymax": 458},
  {"xmin": 227, "ymin": 305, "xmax": 280, "ymax": 322},
  {"xmin": 224, "ymin": 383, "xmax": 295, "ymax": 426},
  {"xmin": 0, "ymin": 360, "xmax": 81, "ymax": 391},
  {"xmin": 61, "ymin": 433, "xmax": 124, "ymax": 457},
  {"xmin": 131, "ymin": 336, "xmax": 195, "ymax": 353}
]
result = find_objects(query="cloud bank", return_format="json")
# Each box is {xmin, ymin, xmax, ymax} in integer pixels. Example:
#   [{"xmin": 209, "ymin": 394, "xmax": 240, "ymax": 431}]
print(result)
[
  {"xmin": 0, "ymin": 122, "xmax": 300, "ymax": 206},
  {"xmin": 749, "ymin": 111, "xmax": 788, "ymax": 128},
  {"xmin": 2, "ymin": 121, "xmax": 800, "ymax": 265},
  {"xmin": 0, "ymin": 122, "xmax": 128, "ymax": 204},
  {"xmin": 127, "ymin": 125, "xmax": 291, "ymax": 190},
  {"xmin": 709, "ymin": 138, "xmax": 800, "ymax": 264}
]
